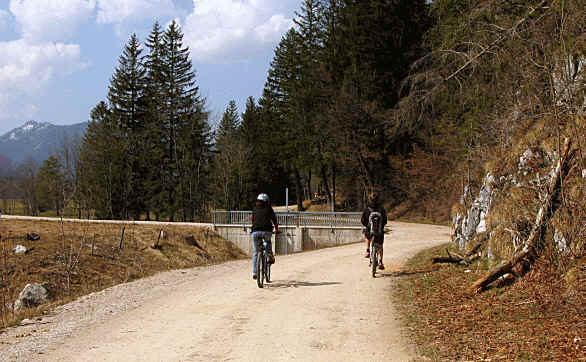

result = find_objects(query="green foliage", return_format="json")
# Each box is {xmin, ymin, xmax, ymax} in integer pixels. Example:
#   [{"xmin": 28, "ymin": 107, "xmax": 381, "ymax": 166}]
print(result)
[
  {"xmin": 251, "ymin": 0, "xmax": 431, "ymax": 209},
  {"xmin": 212, "ymin": 100, "xmax": 247, "ymax": 210},
  {"xmin": 77, "ymin": 22, "xmax": 211, "ymax": 221},
  {"xmin": 36, "ymin": 156, "xmax": 65, "ymax": 214}
]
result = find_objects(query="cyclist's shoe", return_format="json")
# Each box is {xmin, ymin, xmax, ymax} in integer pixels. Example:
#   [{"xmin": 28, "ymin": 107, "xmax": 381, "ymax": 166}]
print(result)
[
  {"xmin": 378, "ymin": 263, "xmax": 385, "ymax": 270},
  {"xmin": 268, "ymin": 253, "xmax": 275, "ymax": 264},
  {"xmin": 252, "ymin": 275, "xmax": 257, "ymax": 280},
  {"xmin": 365, "ymin": 249, "xmax": 370, "ymax": 258}
]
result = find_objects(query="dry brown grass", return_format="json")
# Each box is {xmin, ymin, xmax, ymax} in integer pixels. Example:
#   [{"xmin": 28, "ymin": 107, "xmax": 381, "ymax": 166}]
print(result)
[
  {"xmin": 393, "ymin": 244, "xmax": 586, "ymax": 361},
  {"xmin": 0, "ymin": 219, "xmax": 246, "ymax": 329}
]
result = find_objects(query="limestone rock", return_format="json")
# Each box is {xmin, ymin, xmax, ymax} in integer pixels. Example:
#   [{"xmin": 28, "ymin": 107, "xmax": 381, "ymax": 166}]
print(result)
[
  {"xmin": 14, "ymin": 283, "xmax": 49, "ymax": 311},
  {"xmin": 13, "ymin": 245, "xmax": 27, "ymax": 254},
  {"xmin": 453, "ymin": 173, "xmax": 495, "ymax": 249}
]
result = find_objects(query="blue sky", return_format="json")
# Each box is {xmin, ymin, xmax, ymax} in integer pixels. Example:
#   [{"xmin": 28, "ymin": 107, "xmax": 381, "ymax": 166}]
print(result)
[{"xmin": 0, "ymin": 0, "xmax": 301, "ymax": 135}]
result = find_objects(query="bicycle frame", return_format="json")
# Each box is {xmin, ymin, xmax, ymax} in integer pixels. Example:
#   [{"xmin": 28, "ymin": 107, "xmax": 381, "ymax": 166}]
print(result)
[{"xmin": 255, "ymin": 236, "xmax": 272, "ymax": 288}]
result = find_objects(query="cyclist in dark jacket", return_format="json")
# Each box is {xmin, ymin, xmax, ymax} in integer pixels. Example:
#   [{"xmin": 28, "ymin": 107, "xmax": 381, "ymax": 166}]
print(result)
[
  {"xmin": 250, "ymin": 193, "xmax": 279, "ymax": 279},
  {"xmin": 361, "ymin": 193, "xmax": 387, "ymax": 270}
]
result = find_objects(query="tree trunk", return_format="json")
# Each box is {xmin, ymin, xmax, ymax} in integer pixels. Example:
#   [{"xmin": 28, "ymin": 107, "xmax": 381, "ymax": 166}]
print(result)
[
  {"xmin": 331, "ymin": 162, "xmax": 336, "ymax": 212},
  {"xmin": 306, "ymin": 170, "xmax": 312, "ymax": 202},
  {"xmin": 294, "ymin": 167, "xmax": 305, "ymax": 212},
  {"xmin": 320, "ymin": 164, "xmax": 332, "ymax": 206},
  {"xmin": 466, "ymin": 138, "xmax": 574, "ymax": 295}
]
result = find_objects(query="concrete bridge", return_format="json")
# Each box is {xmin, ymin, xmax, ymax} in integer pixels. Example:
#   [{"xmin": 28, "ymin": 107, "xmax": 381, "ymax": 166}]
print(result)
[{"xmin": 211, "ymin": 211, "xmax": 364, "ymax": 256}]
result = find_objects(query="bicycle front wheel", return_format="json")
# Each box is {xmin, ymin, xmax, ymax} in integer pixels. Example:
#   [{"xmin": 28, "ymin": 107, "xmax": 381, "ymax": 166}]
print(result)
[{"xmin": 256, "ymin": 252, "xmax": 264, "ymax": 288}]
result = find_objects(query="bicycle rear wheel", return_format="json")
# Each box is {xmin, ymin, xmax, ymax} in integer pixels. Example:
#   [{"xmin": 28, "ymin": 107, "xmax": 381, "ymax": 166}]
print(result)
[
  {"xmin": 256, "ymin": 252, "xmax": 264, "ymax": 288},
  {"xmin": 371, "ymin": 245, "xmax": 378, "ymax": 278}
]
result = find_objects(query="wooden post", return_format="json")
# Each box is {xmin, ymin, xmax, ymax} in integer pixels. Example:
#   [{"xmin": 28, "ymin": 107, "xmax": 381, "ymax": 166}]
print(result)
[
  {"xmin": 152, "ymin": 229, "xmax": 164, "ymax": 249},
  {"xmin": 119, "ymin": 226, "xmax": 126, "ymax": 249}
]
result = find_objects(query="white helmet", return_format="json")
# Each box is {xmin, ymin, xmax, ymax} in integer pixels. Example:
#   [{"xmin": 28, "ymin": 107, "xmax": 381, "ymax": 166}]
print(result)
[{"xmin": 257, "ymin": 193, "xmax": 269, "ymax": 203}]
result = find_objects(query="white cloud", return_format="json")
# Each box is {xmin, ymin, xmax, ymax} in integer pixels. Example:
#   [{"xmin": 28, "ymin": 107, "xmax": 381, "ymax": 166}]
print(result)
[
  {"xmin": 0, "ymin": 39, "xmax": 85, "ymax": 89},
  {"xmin": 9, "ymin": 0, "xmax": 96, "ymax": 42},
  {"xmin": 96, "ymin": 0, "xmax": 176, "ymax": 24},
  {"xmin": 183, "ymin": 0, "xmax": 294, "ymax": 63},
  {"xmin": 0, "ymin": 39, "xmax": 86, "ymax": 124},
  {"xmin": 254, "ymin": 14, "xmax": 293, "ymax": 43},
  {"xmin": 0, "ymin": 10, "xmax": 11, "ymax": 30}
]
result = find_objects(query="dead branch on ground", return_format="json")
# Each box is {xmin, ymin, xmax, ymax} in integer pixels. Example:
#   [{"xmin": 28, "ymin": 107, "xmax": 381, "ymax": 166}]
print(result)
[{"xmin": 432, "ymin": 243, "xmax": 482, "ymax": 265}]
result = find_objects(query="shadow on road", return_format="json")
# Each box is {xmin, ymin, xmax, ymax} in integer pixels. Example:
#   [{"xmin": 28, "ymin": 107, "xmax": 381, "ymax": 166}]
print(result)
[
  {"xmin": 377, "ymin": 268, "xmax": 439, "ymax": 278},
  {"xmin": 267, "ymin": 280, "xmax": 342, "ymax": 288}
]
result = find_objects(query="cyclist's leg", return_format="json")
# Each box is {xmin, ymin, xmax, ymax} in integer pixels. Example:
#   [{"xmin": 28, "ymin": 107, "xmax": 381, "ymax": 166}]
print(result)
[
  {"xmin": 263, "ymin": 231, "xmax": 275, "ymax": 263},
  {"xmin": 364, "ymin": 232, "xmax": 372, "ymax": 258},
  {"xmin": 377, "ymin": 235, "xmax": 385, "ymax": 269},
  {"xmin": 251, "ymin": 232, "xmax": 262, "ymax": 278}
]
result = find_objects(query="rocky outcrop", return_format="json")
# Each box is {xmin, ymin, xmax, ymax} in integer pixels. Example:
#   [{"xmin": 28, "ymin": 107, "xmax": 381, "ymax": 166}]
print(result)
[
  {"xmin": 452, "ymin": 146, "xmax": 559, "ymax": 255},
  {"xmin": 452, "ymin": 173, "xmax": 495, "ymax": 250}
]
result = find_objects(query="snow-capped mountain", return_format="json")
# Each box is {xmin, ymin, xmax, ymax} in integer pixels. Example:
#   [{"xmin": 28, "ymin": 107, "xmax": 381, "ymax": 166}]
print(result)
[{"xmin": 0, "ymin": 121, "xmax": 88, "ymax": 165}]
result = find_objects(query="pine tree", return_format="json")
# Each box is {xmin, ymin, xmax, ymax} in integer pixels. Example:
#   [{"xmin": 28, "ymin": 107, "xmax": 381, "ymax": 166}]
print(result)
[
  {"xmin": 239, "ymin": 96, "xmax": 263, "ymax": 204},
  {"xmin": 317, "ymin": 0, "xmax": 430, "ymax": 205},
  {"xmin": 159, "ymin": 21, "xmax": 209, "ymax": 221},
  {"xmin": 107, "ymin": 33, "xmax": 147, "ymax": 218},
  {"xmin": 142, "ymin": 22, "xmax": 167, "ymax": 219},
  {"xmin": 212, "ymin": 100, "xmax": 245, "ymax": 210},
  {"xmin": 262, "ymin": 28, "xmax": 305, "ymax": 208},
  {"xmin": 36, "ymin": 156, "xmax": 65, "ymax": 215},
  {"xmin": 78, "ymin": 101, "xmax": 127, "ymax": 219},
  {"xmin": 108, "ymin": 33, "xmax": 146, "ymax": 133},
  {"xmin": 292, "ymin": 0, "xmax": 330, "ymax": 208}
]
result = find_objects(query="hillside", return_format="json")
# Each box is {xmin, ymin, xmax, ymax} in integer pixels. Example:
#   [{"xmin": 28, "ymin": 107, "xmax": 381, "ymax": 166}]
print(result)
[{"xmin": 0, "ymin": 219, "xmax": 246, "ymax": 331}]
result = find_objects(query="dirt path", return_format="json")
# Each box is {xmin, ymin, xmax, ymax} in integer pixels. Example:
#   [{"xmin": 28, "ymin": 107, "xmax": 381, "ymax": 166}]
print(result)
[{"xmin": 0, "ymin": 222, "xmax": 450, "ymax": 361}]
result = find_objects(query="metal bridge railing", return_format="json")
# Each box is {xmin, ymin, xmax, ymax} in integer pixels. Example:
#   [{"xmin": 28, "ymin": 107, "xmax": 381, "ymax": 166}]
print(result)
[{"xmin": 211, "ymin": 210, "xmax": 362, "ymax": 227}]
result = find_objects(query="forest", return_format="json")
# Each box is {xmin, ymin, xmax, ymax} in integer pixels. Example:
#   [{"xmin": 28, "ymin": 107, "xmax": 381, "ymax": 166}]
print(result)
[{"xmin": 0, "ymin": 0, "xmax": 583, "ymax": 227}]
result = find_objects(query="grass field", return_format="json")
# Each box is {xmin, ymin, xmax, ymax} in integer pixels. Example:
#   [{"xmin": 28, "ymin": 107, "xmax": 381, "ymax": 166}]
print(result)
[
  {"xmin": 0, "ymin": 219, "xmax": 246, "ymax": 329},
  {"xmin": 0, "ymin": 200, "xmax": 26, "ymax": 216},
  {"xmin": 0, "ymin": 199, "xmax": 88, "ymax": 219},
  {"xmin": 393, "ymin": 244, "xmax": 585, "ymax": 361}
]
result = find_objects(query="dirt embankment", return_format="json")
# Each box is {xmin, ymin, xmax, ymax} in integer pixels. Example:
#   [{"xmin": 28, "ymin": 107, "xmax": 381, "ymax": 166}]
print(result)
[{"xmin": 0, "ymin": 219, "xmax": 246, "ymax": 331}]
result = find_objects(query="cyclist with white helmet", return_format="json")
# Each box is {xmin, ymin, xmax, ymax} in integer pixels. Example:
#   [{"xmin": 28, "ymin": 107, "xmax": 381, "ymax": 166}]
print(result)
[{"xmin": 250, "ymin": 193, "xmax": 279, "ymax": 280}]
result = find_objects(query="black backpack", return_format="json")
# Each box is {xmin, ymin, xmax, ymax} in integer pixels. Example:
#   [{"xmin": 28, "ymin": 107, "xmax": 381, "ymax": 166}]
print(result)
[{"xmin": 368, "ymin": 208, "xmax": 384, "ymax": 237}]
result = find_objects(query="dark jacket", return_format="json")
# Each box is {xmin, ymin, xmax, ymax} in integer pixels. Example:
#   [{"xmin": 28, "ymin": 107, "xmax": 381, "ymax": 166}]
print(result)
[
  {"xmin": 361, "ymin": 202, "xmax": 388, "ymax": 229},
  {"xmin": 252, "ymin": 204, "xmax": 278, "ymax": 232}
]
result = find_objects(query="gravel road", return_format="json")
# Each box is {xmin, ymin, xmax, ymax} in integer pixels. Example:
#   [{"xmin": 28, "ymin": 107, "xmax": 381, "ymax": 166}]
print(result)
[{"xmin": 0, "ymin": 221, "xmax": 450, "ymax": 362}]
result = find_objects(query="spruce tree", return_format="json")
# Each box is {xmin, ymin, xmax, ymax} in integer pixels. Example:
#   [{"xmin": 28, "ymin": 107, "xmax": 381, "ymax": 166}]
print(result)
[
  {"xmin": 78, "ymin": 101, "xmax": 127, "ymax": 219},
  {"xmin": 143, "ymin": 22, "xmax": 167, "ymax": 220},
  {"xmin": 212, "ymin": 100, "xmax": 245, "ymax": 210},
  {"xmin": 36, "ymin": 156, "xmax": 64, "ymax": 215},
  {"xmin": 159, "ymin": 21, "xmax": 209, "ymax": 221},
  {"xmin": 239, "ymin": 96, "xmax": 263, "ymax": 204},
  {"xmin": 262, "ymin": 28, "xmax": 305, "ymax": 208},
  {"xmin": 107, "ymin": 33, "xmax": 147, "ymax": 218}
]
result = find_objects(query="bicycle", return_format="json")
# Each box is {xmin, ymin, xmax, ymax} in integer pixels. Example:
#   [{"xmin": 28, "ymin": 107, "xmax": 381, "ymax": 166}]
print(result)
[
  {"xmin": 369, "ymin": 240, "xmax": 382, "ymax": 278},
  {"xmin": 255, "ymin": 234, "xmax": 273, "ymax": 288}
]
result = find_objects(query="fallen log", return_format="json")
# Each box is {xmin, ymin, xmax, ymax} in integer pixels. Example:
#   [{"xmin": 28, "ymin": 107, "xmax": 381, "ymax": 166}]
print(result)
[
  {"xmin": 466, "ymin": 138, "xmax": 575, "ymax": 295},
  {"xmin": 432, "ymin": 243, "xmax": 483, "ymax": 265}
]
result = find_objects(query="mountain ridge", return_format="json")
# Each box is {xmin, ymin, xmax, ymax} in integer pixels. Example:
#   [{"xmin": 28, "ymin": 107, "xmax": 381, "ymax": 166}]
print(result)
[{"xmin": 0, "ymin": 121, "xmax": 88, "ymax": 166}]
